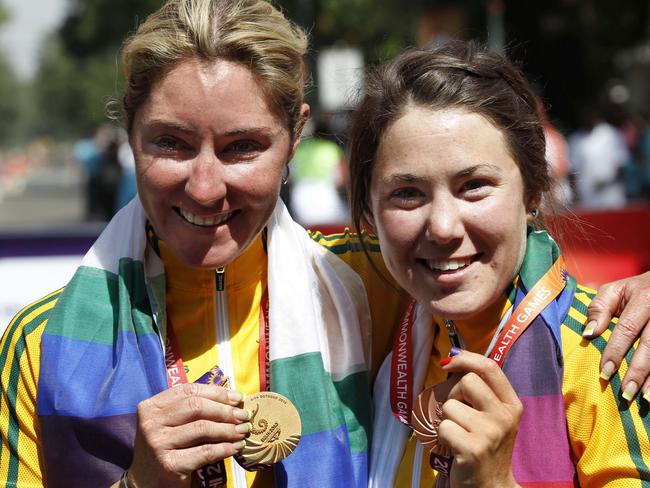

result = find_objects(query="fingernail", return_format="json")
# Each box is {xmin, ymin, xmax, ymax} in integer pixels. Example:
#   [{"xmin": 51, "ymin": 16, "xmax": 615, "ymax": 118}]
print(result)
[
  {"xmin": 450, "ymin": 347, "xmax": 463, "ymax": 357},
  {"xmin": 600, "ymin": 361, "xmax": 616, "ymax": 381},
  {"xmin": 233, "ymin": 408, "xmax": 251, "ymax": 421},
  {"xmin": 228, "ymin": 391, "xmax": 244, "ymax": 403},
  {"xmin": 643, "ymin": 389, "xmax": 650, "ymax": 403},
  {"xmin": 234, "ymin": 440, "xmax": 246, "ymax": 450},
  {"xmin": 235, "ymin": 422, "xmax": 252, "ymax": 434},
  {"xmin": 440, "ymin": 356, "xmax": 453, "ymax": 367},
  {"xmin": 623, "ymin": 381, "xmax": 639, "ymax": 402},
  {"xmin": 582, "ymin": 320, "xmax": 596, "ymax": 337}
]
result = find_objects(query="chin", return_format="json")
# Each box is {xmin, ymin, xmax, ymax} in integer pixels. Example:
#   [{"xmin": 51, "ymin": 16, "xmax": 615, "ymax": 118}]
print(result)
[
  {"xmin": 170, "ymin": 241, "xmax": 239, "ymax": 269},
  {"xmin": 424, "ymin": 293, "xmax": 482, "ymax": 320}
]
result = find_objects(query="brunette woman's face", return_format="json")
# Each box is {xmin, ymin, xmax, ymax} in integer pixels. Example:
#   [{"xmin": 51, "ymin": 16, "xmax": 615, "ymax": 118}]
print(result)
[
  {"xmin": 369, "ymin": 107, "xmax": 529, "ymax": 319},
  {"xmin": 130, "ymin": 58, "xmax": 306, "ymax": 268}
]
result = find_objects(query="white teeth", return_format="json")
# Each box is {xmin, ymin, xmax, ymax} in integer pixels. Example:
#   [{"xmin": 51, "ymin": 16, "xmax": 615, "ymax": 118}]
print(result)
[
  {"xmin": 426, "ymin": 257, "xmax": 471, "ymax": 271},
  {"xmin": 179, "ymin": 208, "xmax": 233, "ymax": 227}
]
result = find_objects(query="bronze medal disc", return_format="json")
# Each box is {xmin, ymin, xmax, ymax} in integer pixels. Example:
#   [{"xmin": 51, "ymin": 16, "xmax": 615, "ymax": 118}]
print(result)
[
  {"xmin": 234, "ymin": 392, "xmax": 302, "ymax": 471},
  {"xmin": 411, "ymin": 377, "xmax": 459, "ymax": 461}
]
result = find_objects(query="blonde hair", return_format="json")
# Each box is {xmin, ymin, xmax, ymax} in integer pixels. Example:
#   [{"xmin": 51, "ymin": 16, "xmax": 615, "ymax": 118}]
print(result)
[{"xmin": 121, "ymin": 0, "xmax": 308, "ymax": 135}]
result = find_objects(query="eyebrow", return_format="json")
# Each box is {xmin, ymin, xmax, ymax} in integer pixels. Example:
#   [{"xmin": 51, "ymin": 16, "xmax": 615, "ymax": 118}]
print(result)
[
  {"xmin": 456, "ymin": 163, "xmax": 503, "ymax": 177},
  {"xmin": 382, "ymin": 163, "xmax": 503, "ymax": 183},
  {"xmin": 146, "ymin": 119, "xmax": 277, "ymax": 137}
]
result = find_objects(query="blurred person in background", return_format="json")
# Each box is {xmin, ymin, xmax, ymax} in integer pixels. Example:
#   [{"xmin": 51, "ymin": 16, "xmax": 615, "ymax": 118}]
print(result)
[
  {"xmin": 288, "ymin": 114, "xmax": 349, "ymax": 226},
  {"xmin": 95, "ymin": 135, "xmax": 123, "ymax": 220},
  {"xmin": 539, "ymin": 103, "xmax": 573, "ymax": 206},
  {"xmin": 73, "ymin": 127, "xmax": 103, "ymax": 220},
  {"xmin": 569, "ymin": 106, "xmax": 628, "ymax": 209}
]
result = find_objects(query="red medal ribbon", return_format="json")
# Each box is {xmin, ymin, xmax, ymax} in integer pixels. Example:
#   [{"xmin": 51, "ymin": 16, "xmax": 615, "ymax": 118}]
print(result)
[
  {"xmin": 390, "ymin": 300, "xmax": 417, "ymax": 425},
  {"xmin": 259, "ymin": 289, "xmax": 270, "ymax": 392},
  {"xmin": 165, "ymin": 323, "xmax": 189, "ymax": 388},
  {"xmin": 488, "ymin": 256, "xmax": 568, "ymax": 367}
]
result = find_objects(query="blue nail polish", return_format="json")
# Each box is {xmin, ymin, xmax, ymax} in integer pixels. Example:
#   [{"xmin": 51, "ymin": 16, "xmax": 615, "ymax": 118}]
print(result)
[{"xmin": 450, "ymin": 347, "xmax": 463, "ymax": 357}]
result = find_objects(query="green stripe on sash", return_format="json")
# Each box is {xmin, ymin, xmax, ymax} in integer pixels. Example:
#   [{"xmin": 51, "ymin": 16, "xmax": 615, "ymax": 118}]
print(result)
[
  {"xmin": 271, "ymin": 352, "xmax": 370, "ymax": 453},
  {"xmin": 45, "ymin": 259, "xmax": 156, "ymax": 343},
  {"xmin": 563, "ymin": 294, "xmax": 650, "ymax": 483}
]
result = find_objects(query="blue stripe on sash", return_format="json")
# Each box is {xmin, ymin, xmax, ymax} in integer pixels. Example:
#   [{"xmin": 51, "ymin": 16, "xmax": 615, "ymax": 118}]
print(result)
[
  {"xmin": 38, "ymin": 331, "xmax": 167, "ymax": 417},
  {"xmin": 275, "ymin": 424, "xmax": 368, "ymax": 488}
]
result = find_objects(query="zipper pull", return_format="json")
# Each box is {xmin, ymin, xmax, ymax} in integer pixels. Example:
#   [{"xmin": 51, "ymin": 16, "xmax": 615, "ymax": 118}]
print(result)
[
  {"xmin": 216, "ymin": 267, "xmax": 226, "ymax": 291},
  {"xmin": 444, "ymin": 319, "xmax": 461, "ymax": 349}
]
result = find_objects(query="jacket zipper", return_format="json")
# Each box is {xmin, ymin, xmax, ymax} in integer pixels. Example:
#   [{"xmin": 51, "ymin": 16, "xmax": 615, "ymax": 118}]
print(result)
[{"xmin": 214, "ymin": 266, "xmax": 247, "ymax": 488}]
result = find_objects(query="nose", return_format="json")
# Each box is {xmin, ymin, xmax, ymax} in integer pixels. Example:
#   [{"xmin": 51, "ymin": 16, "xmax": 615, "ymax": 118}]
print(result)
[
  {"xmin": 424, "ymin": 196, "xmax": 464, "ymax": 245},
  {"xmin": 185, "ymin": 151, "xmax": 227, "ymax": 206}
]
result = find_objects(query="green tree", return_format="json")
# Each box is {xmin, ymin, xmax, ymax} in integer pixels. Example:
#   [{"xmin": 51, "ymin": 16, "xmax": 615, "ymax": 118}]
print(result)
[
  {"xmin": 0, "ymin": 2, "xmax": 23, "ymax": 146},
  {"xmin": 28, "ymin": 0, "xmax": 161, "ymax": 140}
]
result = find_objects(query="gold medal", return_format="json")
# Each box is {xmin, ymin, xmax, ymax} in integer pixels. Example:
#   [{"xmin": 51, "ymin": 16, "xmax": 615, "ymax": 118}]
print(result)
[{"xmin": 234, "ymin": 392, "xmax": 302, "ymax": 471}]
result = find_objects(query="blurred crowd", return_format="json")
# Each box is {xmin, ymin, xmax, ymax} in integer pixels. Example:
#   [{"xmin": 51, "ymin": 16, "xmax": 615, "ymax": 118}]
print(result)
[
  {"xmin": 2, "ymin": 104, "xmax": 650, "ymax": 228},
  {"xmin": 287, "ymin": 103, "xmax": 650, "ymax": 228}
]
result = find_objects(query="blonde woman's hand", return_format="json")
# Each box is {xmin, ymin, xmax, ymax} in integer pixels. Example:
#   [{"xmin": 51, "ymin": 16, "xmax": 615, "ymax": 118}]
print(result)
[
  {"xmin": 125, "ymin": 383, "xmax": 251, "ymax": 488},
  {"xmin": 584, "ymin": 271, "xmax": 650, "ymax": 401},
  {"xmin": 438, "ymin": 351, "xmax": 522, "ymax": 488}
]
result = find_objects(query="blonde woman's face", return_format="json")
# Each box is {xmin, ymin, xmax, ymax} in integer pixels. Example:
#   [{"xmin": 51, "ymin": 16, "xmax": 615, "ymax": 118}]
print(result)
[
  {"xmin": 369, "ymin": 107, "xmax": 529, "ymax": 320},
  {"xmin": 130, "ymin": 58, "xmax": 301, "ymax": 268}
]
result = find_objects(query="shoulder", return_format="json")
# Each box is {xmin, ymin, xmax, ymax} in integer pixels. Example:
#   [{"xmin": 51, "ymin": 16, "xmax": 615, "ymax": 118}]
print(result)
[
  {"xmin": 308, "ymin": 228, "xmax": 380, "ymax": 256},
  {"xmin": 560, "ymin": 284, "xmax": 650, "ymax": 483},
  {"xmin": 1, "ymin": 288, "xmax": 63, "ymax": 352},
  {"xmin": 0, "ymin": 288, "xmax": 62, "ymax": 398}
]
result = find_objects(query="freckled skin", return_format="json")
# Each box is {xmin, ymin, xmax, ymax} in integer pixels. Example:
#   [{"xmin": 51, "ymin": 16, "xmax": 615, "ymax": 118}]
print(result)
[
  {"xmin": 130, "ymin": 58, "xmax": 307, "ymax": 269},
  {"xmin": 369, "ymin": 107, "xmax": 530, "ymax": 320}
]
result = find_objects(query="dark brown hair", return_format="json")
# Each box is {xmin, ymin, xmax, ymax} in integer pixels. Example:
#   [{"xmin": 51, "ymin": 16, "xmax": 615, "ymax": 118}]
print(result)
[{"xmin": 349, "ymin": 40, "xmax": 550, "ymax": 237}]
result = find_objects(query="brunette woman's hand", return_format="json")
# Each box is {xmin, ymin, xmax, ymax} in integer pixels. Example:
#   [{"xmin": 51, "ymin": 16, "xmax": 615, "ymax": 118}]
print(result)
[
  {"xmin": 438, "ymin": 351, "xmax": 522, "ymax": 488},
  {"xmin": 584, "ymin": 271, "xmax": 650, "ymax": 400},
  {"xmin": 125, "ymin": 383, "xmax": 251, "ymax": 488}
]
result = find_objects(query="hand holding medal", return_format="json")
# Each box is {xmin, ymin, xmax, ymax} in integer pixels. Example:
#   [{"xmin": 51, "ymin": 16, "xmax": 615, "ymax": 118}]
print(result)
[{"xmin": 428, "ymin": 349, "xmax": 523, "ymax": 487}]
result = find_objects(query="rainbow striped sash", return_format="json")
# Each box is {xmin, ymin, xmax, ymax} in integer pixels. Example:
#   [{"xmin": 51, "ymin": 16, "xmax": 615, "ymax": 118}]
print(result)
[{"xmin": 37, "ymin": 198, "xmax": 372, "ymax": 487}]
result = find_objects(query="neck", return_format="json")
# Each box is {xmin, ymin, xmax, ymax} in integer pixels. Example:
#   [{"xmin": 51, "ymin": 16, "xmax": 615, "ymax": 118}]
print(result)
[{"xmin": 435, "ymin": 290, "xmax": 514, "ymax": 355}]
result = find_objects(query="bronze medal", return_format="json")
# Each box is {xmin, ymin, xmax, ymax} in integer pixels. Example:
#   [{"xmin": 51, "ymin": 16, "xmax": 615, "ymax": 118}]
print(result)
[
  {"xmin": 411, "ymin": 377, "xmax": 459, "ymax": 475},
  {"xmin": 234, "ymin": 391, "xmax": 302, "ymax": 471}
]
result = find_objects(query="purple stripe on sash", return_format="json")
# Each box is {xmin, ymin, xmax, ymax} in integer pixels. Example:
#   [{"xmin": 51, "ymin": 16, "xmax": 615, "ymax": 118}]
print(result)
[
  {"xmin": 512, "ymin": 395, "xmax": 575, "ymax": 483},
  {"xmin": 39, "ymin": 413, "xmax": 135, "ymax": 488},
  {"xmin": 503, "ymin": 317, "xmax": 563, "ymax": 396}
]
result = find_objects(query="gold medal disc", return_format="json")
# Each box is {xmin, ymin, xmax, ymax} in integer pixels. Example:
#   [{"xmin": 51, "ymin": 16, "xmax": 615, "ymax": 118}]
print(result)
[{"xmin": 234, "ymin": 392, "xmax": 302, "ymax": 471}]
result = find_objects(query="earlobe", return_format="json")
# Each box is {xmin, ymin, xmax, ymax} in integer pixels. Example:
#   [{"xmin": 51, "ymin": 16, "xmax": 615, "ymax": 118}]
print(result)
[{"xmin": 289, "ymin": 103, "xmax": 311, "ymax": 159}]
